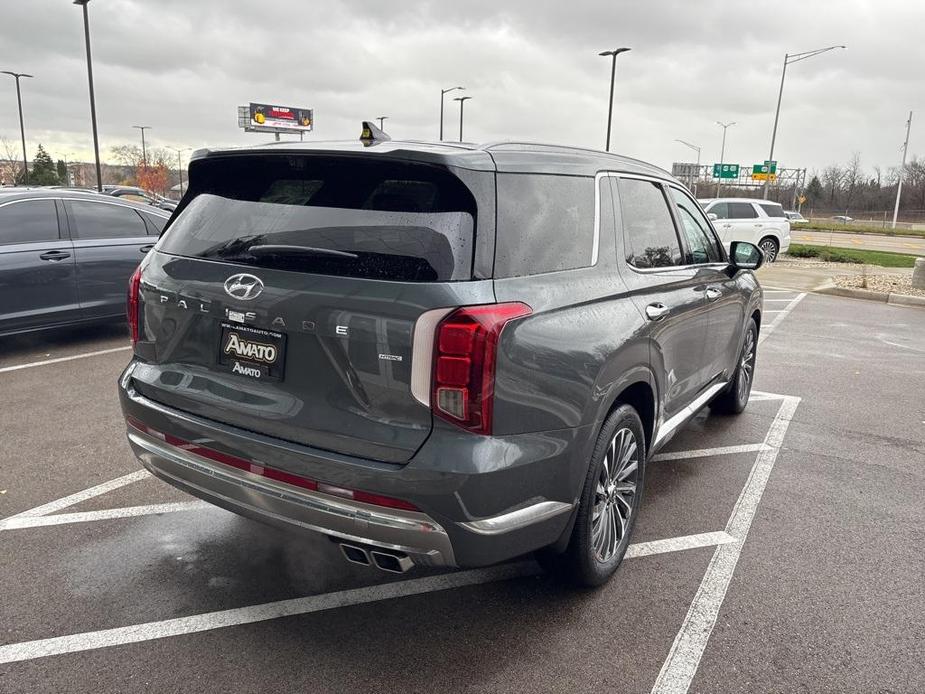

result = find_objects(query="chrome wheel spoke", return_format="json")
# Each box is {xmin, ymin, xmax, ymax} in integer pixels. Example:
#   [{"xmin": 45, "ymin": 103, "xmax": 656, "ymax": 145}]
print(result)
[{"xmin": 591, "ymin": 426, "xmax": 641, "ymax": 563}]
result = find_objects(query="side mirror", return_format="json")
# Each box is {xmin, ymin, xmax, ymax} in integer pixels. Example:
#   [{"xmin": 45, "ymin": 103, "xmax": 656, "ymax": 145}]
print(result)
[
  {"xmin": 707, "ymin": 212, "xmax": 718, "ymax": 221},
  {"xmin": 729, "ymin": 241, "xmax": 764, "ymax": 271}
]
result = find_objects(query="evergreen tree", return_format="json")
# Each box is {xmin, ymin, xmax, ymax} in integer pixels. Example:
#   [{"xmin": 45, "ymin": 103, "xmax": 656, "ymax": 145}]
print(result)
[
  {"xmin": 28, "ymin": 145, "xmax": 61, "ymax": 186},
  {"xmin": 56, "ymin": 160, "xmax": 67, "ymax": 185}
]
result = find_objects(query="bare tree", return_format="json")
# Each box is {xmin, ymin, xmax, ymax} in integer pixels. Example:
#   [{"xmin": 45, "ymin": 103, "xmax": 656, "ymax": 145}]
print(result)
[
  {"xmin": 843, "ymin": 152, "xmax": 863, "ymax": 208},
  {"xmin": 821, "ymin": 165, "xmax": 844, "ymax": 205},
  {"xmin": 0, "ymin": 135, "xmax": 23, "ymax": 185}
]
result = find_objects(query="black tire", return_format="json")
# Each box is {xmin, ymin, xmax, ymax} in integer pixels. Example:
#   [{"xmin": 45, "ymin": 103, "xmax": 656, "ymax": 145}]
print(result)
[
  {"xmin": 537, "ymin": 404, "xmax": 646, "ymax": 587},
  {"xmin": 758, "ymin": 236, "xmax": 780, "ymax": 263},
  {"xmin": 711, "ymin": 317, "xmax": 758, "ymax": 414}
]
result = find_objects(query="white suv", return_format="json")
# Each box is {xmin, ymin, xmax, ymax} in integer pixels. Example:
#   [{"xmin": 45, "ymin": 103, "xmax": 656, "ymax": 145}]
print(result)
[{"xmin": 698, "ymin": 198, "xmax": 791, "ymax": 262}]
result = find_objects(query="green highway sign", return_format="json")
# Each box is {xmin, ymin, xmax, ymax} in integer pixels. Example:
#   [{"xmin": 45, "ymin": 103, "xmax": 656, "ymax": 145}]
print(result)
[
  {"xmin": 752, "ymin": 161, "xmax": 777, "ymax": 175},
  {"xmin": 712, "ymin": 163, "xmax": 740, "ymax": 179}
]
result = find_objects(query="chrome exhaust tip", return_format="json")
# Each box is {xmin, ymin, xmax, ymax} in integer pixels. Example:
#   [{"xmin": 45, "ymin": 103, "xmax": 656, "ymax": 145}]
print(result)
[
  {"xmin": 340, "ymin": 543, "xmax": 371, "ymax": 566},
  {"xmin": 370, "ymin": 549, "xmax": 414, "ymax": 574}
]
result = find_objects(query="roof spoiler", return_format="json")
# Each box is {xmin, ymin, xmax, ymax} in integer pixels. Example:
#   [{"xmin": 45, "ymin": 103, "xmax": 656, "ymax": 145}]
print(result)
[{"xmin": 360, "ymin": 120, "xmax": 391, "ymax": 147}]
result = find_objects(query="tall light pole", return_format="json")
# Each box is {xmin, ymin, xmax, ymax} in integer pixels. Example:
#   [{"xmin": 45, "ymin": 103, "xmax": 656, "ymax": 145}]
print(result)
[
  {"xmin": 599, "ymin": 47, "xmax": 631, "ymax": 152},
  {"xmin": 764, "ymin": 45, "xmax": 845, "ymax": 199},
  {"xmin": 675, "ymin": 139, "xmax": 702, "ymax": 195},
  {"xmin": 169, "ymin": 146, "xmax": 191, "ymax": 196},
  {"xmin": 73, "ymin": 0, "xmax": 103, "ymax": 192},
  {"xmin": 1, "ymin": 71, "xmax": 34, "ymax": 183},
  {"xmin": 132, "ymin": 125, "xmax": 151, "ymax": 168},
  {"xmin": 454, "ymin": 96, "xmax": 471, "ymax": 142},
  {"xmin": 440, "ymin": 86, "xmax": 464, "ymax": 141},
  {"xmin": 715, "ymin": 121, "xmax": 736, "ymax": 197},
  {"xmin": 62, "ymin": 152, "xmax": 74, "ymax": 186},
  {"xmin": 892, "ymin": 111, "xmax": 913, "ymax": 230},
  {"xmin": 377, "ymin": 116, "xmax": 388, "ymax": 131}
]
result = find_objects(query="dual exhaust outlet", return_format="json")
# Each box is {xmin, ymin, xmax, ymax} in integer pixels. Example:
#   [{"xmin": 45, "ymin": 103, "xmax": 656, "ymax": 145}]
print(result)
[{"xmin": 339, "ymin": 542, "xmax": 414, "ymax": 574}]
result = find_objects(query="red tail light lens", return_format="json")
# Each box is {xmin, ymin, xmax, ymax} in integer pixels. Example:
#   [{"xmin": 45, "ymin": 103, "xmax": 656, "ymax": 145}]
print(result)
[
  {"xmin": 432, "ymin": 302, "xmax": 531, "ymax": 435},
  {"xmin": 127, "ymin": 266, "xmax": 142, "ymax": 346}
]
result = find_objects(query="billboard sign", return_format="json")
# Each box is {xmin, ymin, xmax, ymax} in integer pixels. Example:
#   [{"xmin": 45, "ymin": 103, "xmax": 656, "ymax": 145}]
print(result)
[{"xmin": 241, "ymin": 103, "xmax": 313, "ymax": 133}]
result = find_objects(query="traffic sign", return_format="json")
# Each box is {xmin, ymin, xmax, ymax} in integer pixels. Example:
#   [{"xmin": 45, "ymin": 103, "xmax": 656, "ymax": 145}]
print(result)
[
  {"xmin": 712, "ymin": 163, "xmax": 739, "ymax": 179},
  {"xmin": 751, "ymin": 162, "xmax": 778, "ymax": 181}
]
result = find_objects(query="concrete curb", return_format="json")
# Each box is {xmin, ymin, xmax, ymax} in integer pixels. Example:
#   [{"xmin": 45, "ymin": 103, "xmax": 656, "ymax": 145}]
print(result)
[{"xmin": 814, "ymin": 283, "xmax": 925, "ymax": 307}]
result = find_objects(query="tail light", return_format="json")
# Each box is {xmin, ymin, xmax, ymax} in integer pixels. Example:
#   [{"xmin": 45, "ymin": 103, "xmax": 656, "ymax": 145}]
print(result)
[
  {"xmin": 127, "ymin": 266, "xmax": 142, "ymax": 346},
  {"xmin": 432, "ymin": 302, "xmax": 531, "ymax": 435}
]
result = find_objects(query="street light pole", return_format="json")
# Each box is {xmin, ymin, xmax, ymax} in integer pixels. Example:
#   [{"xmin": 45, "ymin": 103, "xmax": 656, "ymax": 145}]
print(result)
[
  {"xmin": 1, "ymin": 71, "xmax": 34, "ymax": 183},
  {"xmin": 715, "ymin": 121, "xmax": 736, "ymax": 197},
  {"xmin": 377, "ymin": 116, "xmax": 388, "ymax": 131},
  {"xmin": 763, "ymin": 45, "xmax": 845, "ymax": 199},
  {"xmin": 454, "ymin": 96, "xmax": 471, "ymax": 142},
  {"xmin": 74, "ymin": 0, "xmax": 103, "ymax": 192},
  {"xmin": 439, "ymin": 86, "xmax": 464, "ymax": 141},
  {"xmin": 169, "ymin": 147, "xmax": 191, "ymax": 196},
  {"xmin": 892, "ymin": 111, "xmax": 913, "ymax": 230},
  {"xmin": 599, "ymin": 48, "xmax": 631, "ymax": 152},
  {"xmin": 674, "ymin": 139, "xmax": 702, "ymax": 195},
  {"xmin": 132, "ymin": 125, "xmax": 151, "ymax": 168}
]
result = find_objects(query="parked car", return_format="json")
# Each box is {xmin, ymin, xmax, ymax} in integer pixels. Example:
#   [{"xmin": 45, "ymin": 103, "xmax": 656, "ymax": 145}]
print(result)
[
  {"xmin": 107, "ymin": 186, "xmax": 178, "ymax": 213},
  {"xmin": 119, "ymin": 130, "xmax": 764, "ymax": 587},
  {"xmin": 698, "ymin": 197, "xmax": 791, "ymax": 262},
  {"xmin": 0, "ymin": 189, "xmax": 169, "ymax": 336},
  {"xmin": 785, "ymin": 211, "xmax": 809, "ymax": 225}
]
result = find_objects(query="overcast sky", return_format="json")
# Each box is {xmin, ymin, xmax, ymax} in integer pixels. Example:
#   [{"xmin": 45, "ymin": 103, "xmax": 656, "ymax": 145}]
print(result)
[{"xmin": 1, "ymin": 0, "xmax": 921, "ymax": 176}]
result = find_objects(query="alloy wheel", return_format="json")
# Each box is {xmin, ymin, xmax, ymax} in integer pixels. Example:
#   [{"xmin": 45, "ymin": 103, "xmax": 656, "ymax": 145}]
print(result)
[
  {"xmin": 737, "ymin": 328, "xmax": 756, "ymax": 401},
  {"xmin": 760, "ymin": 239, "xmax": 778, "ymax": 262},
  {"xmin": 591, "ymin": 427, "xmax": 639, "ymax": 562}
]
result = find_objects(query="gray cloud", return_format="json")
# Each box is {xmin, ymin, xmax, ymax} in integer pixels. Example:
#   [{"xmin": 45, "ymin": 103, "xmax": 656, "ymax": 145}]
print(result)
[{"xmin": 1, "ymin": 0, "xmax": 921, "ymax": 177}]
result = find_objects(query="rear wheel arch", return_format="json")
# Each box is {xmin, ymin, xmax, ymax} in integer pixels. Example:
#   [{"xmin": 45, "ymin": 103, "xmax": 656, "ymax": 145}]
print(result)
[{"xmin": 605, "ymin": 380, "xmax": 655, "ymax": 454}]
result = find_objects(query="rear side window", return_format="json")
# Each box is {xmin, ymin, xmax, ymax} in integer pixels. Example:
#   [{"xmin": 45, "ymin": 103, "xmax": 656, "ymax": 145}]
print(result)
[
  {"xmin": 160, "ymin": 156, "xmax": 477, "ymax": 282},
  {"xmin": 68, "ymin": 201, "xmax": 148, "ymax": 239},
  {"xmin": 726, "ymin": 202, "xmax": 758, "ymax": 219},
  {"xmin": 758, "ymin": 202, "xmax": 785, "ymax": 218},
  {"xmin": 618, "ymin": 178, "xmax": 683, "ymax": 269},
  {"xmin": 0, "ymin": 200, "xmax": 59, "ymax": 245},
  {"xmin": 494, "ymin": 174, "xmax": 594, "ymax": 277}
]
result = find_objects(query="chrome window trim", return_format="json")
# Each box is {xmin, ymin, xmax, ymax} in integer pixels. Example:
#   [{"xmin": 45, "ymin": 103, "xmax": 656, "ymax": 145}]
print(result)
[{"xmin": 0, "ymin": 195, "xmax": 169, "ymax": 218}]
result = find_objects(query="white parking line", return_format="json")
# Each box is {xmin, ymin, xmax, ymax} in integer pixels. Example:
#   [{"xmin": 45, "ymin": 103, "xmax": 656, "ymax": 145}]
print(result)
[
  {"xmin": 762, "ymin": 298, "xmax": 794, "ymax": 302},
  {"xmin": 759, "ymin": 292, "xmax": 806, "ymax": 346},
  {"xmin": 651, "ymin": 395, "xmax": 801, "ymax": 694},
  {"xmin": 0, "ymin": 501, "xmax": 210, "ymax": 531},
  {"xmin": 652, "ymin": 443, "xmax": 767, "ymax": 462},
  {"xmin": 0, "ymin": 529, "xmax": 736, "ymax": 665},
  {"xmin": 0, "ymin": 346, "xmax": 131, "ymax": 375},
  {"xmin": 3, "ymin": 470, "xmax": 150, "ymax": 521}
]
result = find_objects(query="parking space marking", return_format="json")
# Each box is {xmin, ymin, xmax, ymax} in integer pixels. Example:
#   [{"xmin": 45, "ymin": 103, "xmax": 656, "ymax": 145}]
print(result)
[
  {"xmin": 0, "ymin": 529, "xmax": 740, "ymax": 665},
  {"xmin": 3, "ymin": 470, "xmax": 149, "ymax": 521},
  {"xmin": 652, "ymin": 443, "xmax": 768, "ymax": 462},
  {"xmin": 762, "ymin": 298, "xmax": 794, "ymax": 302},
  {"xmin": 625, "ymin": 531, "xmax": 735, "ymax": 558},
  {"xmin": 758, "ymin": 292, "xmax": 806, "ymax": 346},
  {"xmin": 651, "ymin": 395, "xmax": 801, "ymax": 694},
  {"xmin": 0, "ymin": 501, "xmax": 210, "ymax": 531},
  {"xmin": 0, "ymin": 346, "xmax": 131, "ymax": 375}
]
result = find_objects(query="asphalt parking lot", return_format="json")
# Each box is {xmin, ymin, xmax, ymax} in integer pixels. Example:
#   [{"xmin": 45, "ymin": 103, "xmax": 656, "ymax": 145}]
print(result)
[{"xmin": 1, "ymin": 289, "xmax": 923, "ymax": 693}]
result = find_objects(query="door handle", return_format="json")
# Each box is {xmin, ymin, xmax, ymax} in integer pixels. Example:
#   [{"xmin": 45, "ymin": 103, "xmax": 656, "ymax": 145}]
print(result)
[
  {"xmin": 140, "ymin": 244, "xmax": 154, "ymax": 253},
  {"xmin": 39, "ymin": 250, "xmax": 70, "ymax": 261},
  {"xmin": 645, "ymin": 303, "xmax": 670, "ymax": 321},
  {"xmin": 705, "ymin": 287, "xmax": 722, "ymax": 301}
]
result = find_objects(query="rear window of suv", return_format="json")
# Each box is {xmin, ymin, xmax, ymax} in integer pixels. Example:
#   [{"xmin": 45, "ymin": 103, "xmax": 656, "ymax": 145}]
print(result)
[
  {"xmin": 158, "ymin": 155, "xmax": 478, "ymax": 282},
  {"xmin": 758, "ymin": 202, "xmax": 785, "ymax": 218}
]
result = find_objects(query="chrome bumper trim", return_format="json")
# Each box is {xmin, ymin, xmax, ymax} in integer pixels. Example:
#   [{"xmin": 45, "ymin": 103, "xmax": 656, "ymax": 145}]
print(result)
[
  {"xmin": 458, "ymin": 500, "xmax": 574, "ymax": 536},
  {"xmin": 127, "ymin": 430, "xmax": 456, "ymax": 567}
]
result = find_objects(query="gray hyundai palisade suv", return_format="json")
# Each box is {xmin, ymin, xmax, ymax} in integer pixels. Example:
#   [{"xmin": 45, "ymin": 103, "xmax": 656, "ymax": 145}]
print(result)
[{"xmin": 119, "ymin": 125, "xmax": 764, "ymax": 586}]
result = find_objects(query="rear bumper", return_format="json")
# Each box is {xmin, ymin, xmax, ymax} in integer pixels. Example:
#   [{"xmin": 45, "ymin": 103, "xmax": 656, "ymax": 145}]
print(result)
[
  {"xmin": 128, "ymin": 426, "xmax": 457, "ymax": 567},
  {"xmin": 119, "ymin": 363, "xmax": 585, "ymax": 568}
]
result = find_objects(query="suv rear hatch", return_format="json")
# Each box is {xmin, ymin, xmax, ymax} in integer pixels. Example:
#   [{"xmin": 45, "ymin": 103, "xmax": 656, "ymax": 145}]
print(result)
[{"xmin": 131, "ymin": 152, "xmax": 494, "ymax": 463}]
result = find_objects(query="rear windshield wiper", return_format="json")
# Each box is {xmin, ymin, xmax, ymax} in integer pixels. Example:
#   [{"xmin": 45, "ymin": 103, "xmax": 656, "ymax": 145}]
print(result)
[{"xmin": 245, "ymin": 244, "xmax": 358, "ymax": 259}]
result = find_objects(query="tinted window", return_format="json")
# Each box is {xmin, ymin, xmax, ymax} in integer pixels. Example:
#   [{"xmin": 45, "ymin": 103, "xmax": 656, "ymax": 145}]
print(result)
[
  {"xmin": 618, "ymin": 178, "xmax": 682, "ymax": 269},
  {"xmin": 69, "ymin": 201, "xmax": 148, "ymax": 239},
  {"xmin": 708, "ymin": 202, "xmax": 729, "ymax": 219},
  {"xmin": 141, "ymin": 212, "xmax": 167, "ymax": 235},
  {"xmin": 160, "ymin": 156, "xmax": 477, "ymax": 282},
  {"xmin": 727, "ymin": 202, "xmax": 758, "ymax": 219},
  {"xmin": 758, "ymin": 202, "xmax": 785, "ymax": 218},
  {"xmin": 0, "ymin": 200, "xmax": 59, "ymax": 245},
  {"xmin": 670, "ymin": 188, "xmax": 722, "ymax": 264},
  {"xmin": 495, "ymin": 173, "xmax": 594, "ymax": 277}
]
